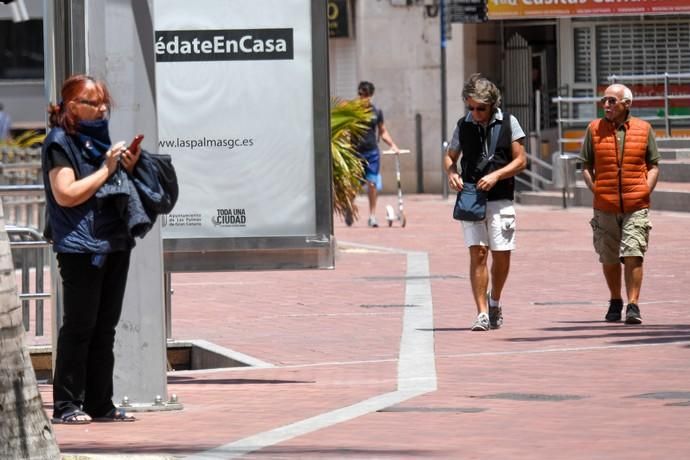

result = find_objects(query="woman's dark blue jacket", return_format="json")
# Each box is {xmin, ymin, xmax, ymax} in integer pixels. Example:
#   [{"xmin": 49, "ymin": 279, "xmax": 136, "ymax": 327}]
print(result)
[{"xmin": 42, "ymin": 128, "xmax": 171, "ymax": 254}]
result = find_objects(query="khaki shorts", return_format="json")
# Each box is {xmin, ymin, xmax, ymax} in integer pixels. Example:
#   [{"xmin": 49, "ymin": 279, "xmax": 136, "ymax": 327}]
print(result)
[
  {"xmin": 590, "ymin": 208, "xmax": 652, "ymax": 264},
  {"xmin": 461, "ymin": 200, "xmax": 516, "ymax": 251}
]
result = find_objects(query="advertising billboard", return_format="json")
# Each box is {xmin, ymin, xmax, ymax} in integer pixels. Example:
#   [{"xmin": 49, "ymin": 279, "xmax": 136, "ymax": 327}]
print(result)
[{"xmin": 154, "ymin": 0, "xmax": 333, "ymax": 271}]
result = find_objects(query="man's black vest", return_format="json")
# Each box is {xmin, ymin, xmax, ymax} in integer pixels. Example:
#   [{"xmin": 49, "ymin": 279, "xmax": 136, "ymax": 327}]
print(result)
[{"xmin": 457, "ymin": 113, "xmax": 515, "ymax": 201}]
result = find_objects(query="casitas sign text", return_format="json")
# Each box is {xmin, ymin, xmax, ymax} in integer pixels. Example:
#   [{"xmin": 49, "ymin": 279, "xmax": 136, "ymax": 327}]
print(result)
[
  {"xmin": 155, "ymin": 28, "xmax": 294, "ymax": 62},
  {"xmin": 488, "ymin": 0, "xmax": 690, "ymax": 19}
]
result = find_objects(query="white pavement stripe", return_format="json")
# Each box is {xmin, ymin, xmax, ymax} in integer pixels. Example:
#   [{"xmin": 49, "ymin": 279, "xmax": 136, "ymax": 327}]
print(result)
[
  {"xmin": 185, "ymin": 248, "xmax": 437, "ymax": 459},
  {"xmin": 398, "ymin": 252, "xmax": 437, "ymax": 393},
  {"xmin": 186, "ymin": 390, "xmax": 422, "ymax": 460}
]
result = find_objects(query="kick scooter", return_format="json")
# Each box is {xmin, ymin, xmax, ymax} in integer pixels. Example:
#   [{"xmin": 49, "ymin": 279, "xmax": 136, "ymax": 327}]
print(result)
[{"xmin": 382, "ymin": 149, "xmax": 410, "ymax": 227}]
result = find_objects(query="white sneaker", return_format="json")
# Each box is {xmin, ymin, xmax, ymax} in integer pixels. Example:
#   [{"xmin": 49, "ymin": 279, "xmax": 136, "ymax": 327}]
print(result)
[
  {"xmin": 367, "ymin": 216, "xmax": 379, "ymax": 228},
  {"xmin": 471, "ymin": 312, "xmax": 490, "ymax": 331}
]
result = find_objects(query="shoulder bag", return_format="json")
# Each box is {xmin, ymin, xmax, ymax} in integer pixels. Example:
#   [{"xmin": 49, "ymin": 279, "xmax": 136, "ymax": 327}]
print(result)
[{"xmin": 452, "ymin": 121, "xmax": 501, "ymax": 221}]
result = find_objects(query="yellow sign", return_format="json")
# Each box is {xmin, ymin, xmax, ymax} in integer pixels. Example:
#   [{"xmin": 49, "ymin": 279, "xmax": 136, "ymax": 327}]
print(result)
[
  {"xmin": 488, "ymin": 0, "xmax": 690, "ymax": 19},
  {"xmin": 328, "ymin": 0, "xmax": 349, "ymax": 38}
]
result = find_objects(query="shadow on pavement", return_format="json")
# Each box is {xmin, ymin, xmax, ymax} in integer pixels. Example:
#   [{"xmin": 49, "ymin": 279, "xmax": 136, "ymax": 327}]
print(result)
[
  {"xmin": 542, "ymin": 324, "xmax": 690, "ymax": 332},
  {"xmin": 168, "ymin": 376, "xmax": 312, "ymax": 385},
  {"xmin": 248, "ymin": 447, "xmax": 440, "ymax": 457},
  {"xmin": 505, "ymin": 324, "xmax": 690, "ymax": 346},
  {"xmin": 417, "ymin": 327, "xmax": 466, "ymax": 332}
]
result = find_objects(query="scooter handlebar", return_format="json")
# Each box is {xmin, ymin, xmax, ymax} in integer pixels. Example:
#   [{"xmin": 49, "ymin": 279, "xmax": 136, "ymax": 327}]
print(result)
[{"xmin": 382, "ymin": 149, "xmax": 411, "ymax": 155}]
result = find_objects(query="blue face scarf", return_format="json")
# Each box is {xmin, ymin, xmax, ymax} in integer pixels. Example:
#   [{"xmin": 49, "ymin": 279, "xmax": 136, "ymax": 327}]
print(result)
[{"xmin": 75, "ymin": 118, "xmax": 111, "ymax": 160}]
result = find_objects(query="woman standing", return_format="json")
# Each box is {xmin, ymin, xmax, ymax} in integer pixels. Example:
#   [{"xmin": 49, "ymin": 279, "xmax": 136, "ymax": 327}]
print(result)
[{"xmin": 43, "ymin": 74, "xmax": 140, "ymax": 424}]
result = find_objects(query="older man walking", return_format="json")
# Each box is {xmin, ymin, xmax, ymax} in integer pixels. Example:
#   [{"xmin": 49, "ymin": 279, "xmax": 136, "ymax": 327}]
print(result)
[{"xmin": 580, "ymin": 83, "xmax": 660, "ymax": 324}]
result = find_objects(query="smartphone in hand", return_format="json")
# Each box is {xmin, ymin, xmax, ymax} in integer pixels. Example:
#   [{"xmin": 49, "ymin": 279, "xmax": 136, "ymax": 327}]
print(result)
[{"xmin": 128, "ymin": 134, "xmax": 144, "ymax": 151}]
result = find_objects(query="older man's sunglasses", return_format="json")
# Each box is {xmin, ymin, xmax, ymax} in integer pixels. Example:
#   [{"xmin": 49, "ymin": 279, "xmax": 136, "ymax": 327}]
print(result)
[{"xmin": 600, "ymin": 96, "xmax": 620, "ymax": 105}]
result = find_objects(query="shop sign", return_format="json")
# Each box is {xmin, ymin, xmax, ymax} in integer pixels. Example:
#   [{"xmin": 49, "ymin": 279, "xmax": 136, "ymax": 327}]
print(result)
[
  {"xmin": 448, "ymin": 0, "xmax": 489, "ymax": 23},
  {"xmin": 488, "ymin": 0, "xmax": 690, "ymax": 20},
  {"xmin": 328, "ymin": 0, "xmax": 349, "ymax": 38}
]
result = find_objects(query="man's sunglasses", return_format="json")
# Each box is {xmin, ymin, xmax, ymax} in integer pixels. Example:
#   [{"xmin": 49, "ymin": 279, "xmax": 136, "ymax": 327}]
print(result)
[
  {"xmin": 600, "ymin": 96, "xmax": 621, "ymax": 105},
  {"xmin": 358, "ymin": 91, "xmax": 370, "ymax": 97},
  {"xmin": 466, "ymin": 105, "xmax": 488, "ymax": 113}
]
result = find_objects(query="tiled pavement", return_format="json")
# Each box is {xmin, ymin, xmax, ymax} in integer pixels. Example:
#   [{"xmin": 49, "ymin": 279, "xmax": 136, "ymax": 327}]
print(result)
[{"xmin": 39, "ymin": 194, "xmax": 690, "ymax": 459}]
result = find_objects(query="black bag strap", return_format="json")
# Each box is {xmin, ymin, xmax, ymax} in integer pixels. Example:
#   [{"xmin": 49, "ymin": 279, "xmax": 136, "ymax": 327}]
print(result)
[{"xmin": 473, "ymin": 121, "xmax": 501, "ymax": 176}]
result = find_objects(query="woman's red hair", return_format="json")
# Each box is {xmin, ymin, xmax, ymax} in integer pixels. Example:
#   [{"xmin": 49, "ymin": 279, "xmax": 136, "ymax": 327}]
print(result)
[{"xmin": 47, "ymin": 74, "xmax": 112, "ymax": 134}]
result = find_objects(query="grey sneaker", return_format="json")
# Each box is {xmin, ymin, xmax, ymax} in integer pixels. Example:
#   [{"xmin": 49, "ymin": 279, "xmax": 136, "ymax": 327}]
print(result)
[
  {"xmin": 487, "ymin": 291, "xmax": 503, "ymax": 329},
  {"xmin": 471, "ymin": 312, "xmax": 490, "ymax": 331},
  {"xmin": 367, "ymin": 216, "xmax": 379, "ymax": 228},
  {"xmin": 489, "ymin": 306, "xmax": 503, "ymax": 329},
  {"xmin": 625, "ymin": 303, "xmax": 642, "ymax": 324}
]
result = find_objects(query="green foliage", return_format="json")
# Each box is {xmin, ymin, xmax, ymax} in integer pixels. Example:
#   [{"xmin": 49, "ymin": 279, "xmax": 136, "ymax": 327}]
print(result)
[
  {"xmin": 0, "ymin": 130, "xmax": 46, "ymax": 149},
  {"xmin": 330, "ymin": 98, "xmax": 370, "ymax": 221}
]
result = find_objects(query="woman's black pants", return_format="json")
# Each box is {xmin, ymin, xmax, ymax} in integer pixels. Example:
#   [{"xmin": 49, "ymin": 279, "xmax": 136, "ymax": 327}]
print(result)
[{"xmin": 52, "ymin": 251, "xmax": 131, "ymax": 418}]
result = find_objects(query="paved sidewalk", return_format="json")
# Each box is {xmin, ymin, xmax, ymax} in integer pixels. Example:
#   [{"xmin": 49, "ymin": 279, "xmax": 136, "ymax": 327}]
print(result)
[{"xmin": 43, "ymin": 194, "xmax": 690, "ymax": 459}]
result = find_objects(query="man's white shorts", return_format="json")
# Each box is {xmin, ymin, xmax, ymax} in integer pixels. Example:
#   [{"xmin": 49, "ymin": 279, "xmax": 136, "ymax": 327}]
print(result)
[{"xmin": 461, "ymin": 200, "xmax": 516, "ymax": 250}]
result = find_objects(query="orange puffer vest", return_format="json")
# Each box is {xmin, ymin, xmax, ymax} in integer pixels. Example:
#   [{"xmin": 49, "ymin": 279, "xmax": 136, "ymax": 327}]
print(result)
[{"xmin": 590, "ymin": 117, "xmax": 651, "ymax": 213}]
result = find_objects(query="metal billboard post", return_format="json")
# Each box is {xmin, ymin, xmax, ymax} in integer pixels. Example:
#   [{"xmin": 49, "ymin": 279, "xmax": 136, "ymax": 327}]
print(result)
[
  {"xmin": 441, "ymin": 0, "xmax": 449, "ymax": 200},
  {"xmin": 91, "ymin": 0, "xmax": 177, "ymax": 411}
]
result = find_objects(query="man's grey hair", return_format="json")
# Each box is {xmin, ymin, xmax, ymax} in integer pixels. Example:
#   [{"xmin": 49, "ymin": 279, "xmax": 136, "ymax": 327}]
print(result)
[
  {"xmin": 621, "ymin": 85, "xmax": 633, "ymax": 103},
  {"xmin": 609, "ymin": 83, "xmax": 634, "ymax": 104},
  {"xmin": 462, "ymin": 73, "xmax": 502, "ymax": 107}
]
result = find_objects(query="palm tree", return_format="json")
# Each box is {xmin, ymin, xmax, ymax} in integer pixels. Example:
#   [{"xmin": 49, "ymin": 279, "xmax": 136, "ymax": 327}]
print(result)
[
  {"xmin": 0, "ymin": 205, "xmax": 60, "ymax": 459},
  {"xmin": 0, "ymin": 129, "xmax": 46, "ymax": 148},
  {"xmin": 330, "ymin": 98, "xmax": 370, "ymax": 223}
]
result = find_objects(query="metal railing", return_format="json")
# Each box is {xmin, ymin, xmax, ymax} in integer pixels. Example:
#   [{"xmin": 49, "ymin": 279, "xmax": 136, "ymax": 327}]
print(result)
[
  {"xmin": 517, "ymin": 148, "xmax": 553, "ymax": 192},
  {"xmin": 552, "ymin": 72, "xmax": 690, "ymax": 155},
  {"xmin": 0, "ymin": 146, "xmax": 42, "ymax": 185},
  {"xmin": 1, "ymin": 182, "xmax": 51, "ymax": 338},
  {"xmin": 609, "ymin": 73, "xmax": 690, "ymax": 137}
]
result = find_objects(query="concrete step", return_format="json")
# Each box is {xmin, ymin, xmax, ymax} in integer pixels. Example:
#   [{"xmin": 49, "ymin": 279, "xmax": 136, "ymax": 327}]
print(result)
[
  {"xmin": 659, "ymin": 159, "xmax": 690, "ymax": 182},
  {"xmin": 657, "ymin": 137, "xmax": 690, "ymax": 150},
  {"xmin": 29, "ymin": 340, "xmax": 250, "ymax": 382},
  {"xmin": 517, "ymin": 181, "xmax": 690, "ymax": 213},
  {"xmin": 659, "ymin": 148, "xmax": 690, "ymax": 160},
  {"xmin": 568, "ymin": 159, "xmax": 690, "ymax": 182}
]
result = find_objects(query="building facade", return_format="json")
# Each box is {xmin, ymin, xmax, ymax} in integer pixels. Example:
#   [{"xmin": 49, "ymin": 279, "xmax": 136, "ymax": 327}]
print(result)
[
  {"xmin": 329, "ymin": 0, "xmax": 690, "ymax": 193},
  {"xmin": 3, "ymin": 1, "xmax": 689, "ymax": 192}
]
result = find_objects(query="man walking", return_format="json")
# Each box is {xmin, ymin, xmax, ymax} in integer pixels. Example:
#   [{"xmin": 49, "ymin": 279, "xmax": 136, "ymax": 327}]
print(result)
[
  {"xmin": 352, "ymin": 81, "xmax": 400, "ymax": 228},
  {"xmin": 580, "ymin": 83, "xmax": 660, "ymax": 324},
  {"xmin": 444, "ymin": 74, "xmax": 526, "ymax": 331}
]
